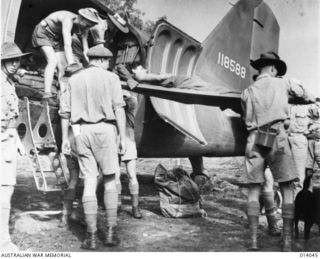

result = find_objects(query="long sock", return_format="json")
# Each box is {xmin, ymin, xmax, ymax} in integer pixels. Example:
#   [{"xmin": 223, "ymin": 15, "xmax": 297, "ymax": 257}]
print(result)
[
  {"xmin": 63, "ymin": 189, "xmax": 76, "ymax": 216},
  {"xmin": 116, "ymin": 184, "xmax": 122, "ymax": 207},
  {"xmin": 104, "ymin": 190, "xmax": 118, "ymax": 227},
  {"xmin": 282, "ymin": 203, "xmax": 294, "ymax": 219},
  {"xmin": 262, "ymin": 191, "xmax": 275, "ymax": 214},
  {"xmin": 116, "ymin": 184, "xmax": 122, "ymax": 195},
  {"xmin": 82, "ymin": 196, "xmax": 98, "ymax": 233},
  {"xmin": 247, "ymin": 201, "xmax": 260, "ymax": 217},
  {"xmin": 128, "ymin": 182, "xmax": 139, "ymax": 195},
  {"xmin": 129, "ymin": 183, "xmax": 139, "ymax": 207}
]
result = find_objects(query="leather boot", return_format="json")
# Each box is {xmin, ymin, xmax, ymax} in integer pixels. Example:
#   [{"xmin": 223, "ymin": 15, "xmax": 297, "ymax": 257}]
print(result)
[
  {"xmin": 104, "ymin": 226, "xmax": 120, "ymax": 247},
  {"xmin": 283, "ymin": 218, "xmax": 293, "ymax": 252},
  {"xmin": 266, "ymin": 210, "xmax": 281, "ymax": 236},
  {"xmin": 132, "ymin": 206, "xmax": 142, "ymax": 219},
  {"xmin": 81, "ymin": 231, "xmax": 98, "ymax": 250},
  {"xmin": 248, "ymin": 215, "xmax": 259, "ymax": 251},
  {"xmin": 131, "ymin": 194, "xmax": 142, "ymax": 219}
]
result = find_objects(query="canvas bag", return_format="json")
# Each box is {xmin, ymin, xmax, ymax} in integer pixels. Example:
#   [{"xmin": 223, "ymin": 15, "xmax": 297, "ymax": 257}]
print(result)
[{"xmin": 154, "ymin": 164, "xmax": 205, "ymax": 218}]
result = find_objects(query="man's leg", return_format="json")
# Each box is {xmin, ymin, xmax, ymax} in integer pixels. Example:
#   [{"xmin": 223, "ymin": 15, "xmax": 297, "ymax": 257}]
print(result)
[
  {"xmin": 126, "ymin": 159, "xmax": 142, "ymax": 219},
  {"xmin": 279, "ymin": 181, "xmax": 295, "ymax": 252},
  {"xmin": 0, "ymin": 186, "xmax": 19, "ymax": 251},
  {"xmin": 40, "ymin": 46, "xmax": 58, "ymax": 97},
  {"xmin": 103, "ymin": 174, "xmax": 119, "ymax": 246},
  {"xmin": 288, "ymin": 135, "xmax": 308, "ymax": 197},
  {"xmin": 1, "ymin": 133, "xmax": 19, "ymax": 251},
  {"xmin": 189, "ymin": 156, "xmax": 210, "ymax": 185},
  {"xmin": 247, "ymin": 184, "xmax": 262, "ymax": 251},
  {"xmin": 81, "ymin": 177, "xmax": 98, "ymax": 250},
  {"xmin": 262, "ymin": 168, "xmax": 280, "ymax": 236},
  {"xmin": 115, "ymin": 169, "xmax": 122, "ymax": 210},
  {"xmin": 59, "ymin": 157, "xmax": 79, "ymax": 228}
]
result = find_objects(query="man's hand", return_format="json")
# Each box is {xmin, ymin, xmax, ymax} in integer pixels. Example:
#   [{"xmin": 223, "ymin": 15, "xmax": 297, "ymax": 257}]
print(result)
[
  {"xmin": 16, "ymin": 68, "xmax": 27, "ymax": 77},
  {"xmin": 83, "ymin": 49, "xmax": 89, "ymax": 64},
  {"xmin": 62, "ymin": 139, "xmax": 71, "ymax": 155},
  {"xmin": 118, "ymin": 139, "xmax": 126, "ymax": 156}
]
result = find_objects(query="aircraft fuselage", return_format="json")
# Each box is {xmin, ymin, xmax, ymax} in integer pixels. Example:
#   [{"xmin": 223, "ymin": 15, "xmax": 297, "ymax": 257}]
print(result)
[{"xmin": 134, "ymin": 96, "xmax": 247, "ymax": 158}]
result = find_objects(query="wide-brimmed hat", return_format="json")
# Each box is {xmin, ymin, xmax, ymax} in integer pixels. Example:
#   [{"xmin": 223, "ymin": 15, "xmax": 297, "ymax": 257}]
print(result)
[
  {"xmin": 250, "ymin": 51, "xmax": 287, "ymax": 76},
  {"xmin": 107, "ymin": 11, "xmax": 129, "ymax": 33},
  {"xmin": 87, "ymin": 45, "xmax": 113, "ymax": 58},
  {"xmin": 1, "ymin": 42, "xmax": 31, "ymax": 60},
  {"xmin": 78, "ymin": 8, "xmax": 100, "ymax": 25}
]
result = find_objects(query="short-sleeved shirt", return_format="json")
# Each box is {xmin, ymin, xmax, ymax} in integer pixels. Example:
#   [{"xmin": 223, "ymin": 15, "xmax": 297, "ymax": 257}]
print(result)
[
  {"xmin": 59, "ymin": 65, "xmax": 125, "ymax": 124},
  {"xmin": 287, "ymin": 104, "xmax": 311, "ymax": 134},
  {"xmin": 241, "ymin": 74, "xmax": 315, "ymax": 131},
  {"xmin": 1, "ymin": 71, "xmax": 19, "ymax": 132}
]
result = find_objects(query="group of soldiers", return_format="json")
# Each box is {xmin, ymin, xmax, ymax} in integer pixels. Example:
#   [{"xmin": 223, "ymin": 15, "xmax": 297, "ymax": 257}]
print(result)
[
  {"xmin": 1, "ymin": 7, "xmax": 146, "ymax": 251},
  {"xmin": 1, "ymin": 6, "xmax": 320, "ymax": 253},
  {"xmin": 241, "ymin": 51, "xmax": 320, "ymax": 251}
]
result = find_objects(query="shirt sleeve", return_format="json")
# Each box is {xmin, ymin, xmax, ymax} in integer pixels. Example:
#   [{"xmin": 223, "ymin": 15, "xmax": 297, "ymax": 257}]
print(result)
[
  {"xmin": 111, "ymin": 74, "xmax": 126, "ymax": 111},
  {"xmin": 58, "ymin": 82, "xmax": 71, "ymax": 119},
  {"xmin": 240, "ymin": 90, "xmax": 248, "ymax": 122},
  {"xmin": 287, "ymin": 78, "xmax": 315, "ymax": 102}
]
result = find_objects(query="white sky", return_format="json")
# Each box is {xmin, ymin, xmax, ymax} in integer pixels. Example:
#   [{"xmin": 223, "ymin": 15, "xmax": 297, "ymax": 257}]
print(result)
[{"xmin": 136, "ymin": 0, "xmax": 320, "ymax": 96}]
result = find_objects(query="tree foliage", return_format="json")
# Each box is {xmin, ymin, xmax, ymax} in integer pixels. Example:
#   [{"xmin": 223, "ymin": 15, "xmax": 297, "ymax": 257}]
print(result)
[{"xmin": 101, "ymin": 0, "xmax": 166, "ymax": 34}]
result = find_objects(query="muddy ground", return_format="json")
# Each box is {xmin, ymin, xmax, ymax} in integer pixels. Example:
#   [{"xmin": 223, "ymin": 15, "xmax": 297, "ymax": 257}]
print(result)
[{"xmin": 10, "ymin": 156, "xmax": 320, "ymax": 252}]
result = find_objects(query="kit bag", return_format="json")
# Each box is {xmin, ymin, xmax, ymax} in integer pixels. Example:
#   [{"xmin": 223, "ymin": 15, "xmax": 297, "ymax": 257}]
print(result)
[
  {"xmin": 255, "ymin": 125, "xmax": 279, "ymax": 148},
  {"xmin": 154, "ymin": 164, "xmax": 204, "ymax": 218}
]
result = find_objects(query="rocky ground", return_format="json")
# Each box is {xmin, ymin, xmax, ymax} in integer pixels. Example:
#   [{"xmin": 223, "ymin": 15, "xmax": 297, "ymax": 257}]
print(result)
[{"xmin": 10, "ymin": 156, "xmax": 320, "ymax": 252}]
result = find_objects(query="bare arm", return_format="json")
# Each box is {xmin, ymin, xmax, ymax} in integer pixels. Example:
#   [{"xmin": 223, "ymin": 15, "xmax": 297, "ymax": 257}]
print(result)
[
  {"xmin": 112, "ymin": 74, "xmax": 127, "ymax": 154},
  {"xmin": 115, "ymin": 108, "xmax": 126, "ymax": 155},
  {"xmin": 59, "ymin": 81, "xmax": 72, "ymax": 154},
  {"xmin": 287, "ymin": 78, "xmax": 315, "ymax": 103},
  {"xmin": 134, "ymin": 70, "xmax": 172, "ymax": 82},
  {"xmin": 61, "ymin": 17, "xmax": 75, "ymax": 65},
  {"xmin": 81, "ymin": 29, "xmax": 89, "ymax": 63},
  {"xmin": 61, "ymin": 118, "xmax": 71, "ymax": 155}
]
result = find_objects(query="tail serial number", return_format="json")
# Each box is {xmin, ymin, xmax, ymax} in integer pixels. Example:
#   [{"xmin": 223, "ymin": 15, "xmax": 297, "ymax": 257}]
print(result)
[{"xmin": 218, "ymin": 52, "xmax": 246, "ymax": 79}]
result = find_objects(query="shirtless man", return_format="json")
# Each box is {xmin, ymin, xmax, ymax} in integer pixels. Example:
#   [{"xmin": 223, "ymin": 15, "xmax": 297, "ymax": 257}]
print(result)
[{"xmin": 32, "ymin": 8, "xmax": 100, "ymax": 99}]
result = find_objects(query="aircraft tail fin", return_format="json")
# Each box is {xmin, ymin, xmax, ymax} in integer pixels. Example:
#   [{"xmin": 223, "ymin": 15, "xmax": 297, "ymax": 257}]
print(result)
[{"xmin": 194, "ymin": 0, "xmax": 279, "ymax": 93}]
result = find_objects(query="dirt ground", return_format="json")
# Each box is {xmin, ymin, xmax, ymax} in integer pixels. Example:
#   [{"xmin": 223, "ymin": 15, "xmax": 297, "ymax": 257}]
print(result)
[{"xmin": 10, "ymin": 156, "xmax": 320, "ymax": 252}]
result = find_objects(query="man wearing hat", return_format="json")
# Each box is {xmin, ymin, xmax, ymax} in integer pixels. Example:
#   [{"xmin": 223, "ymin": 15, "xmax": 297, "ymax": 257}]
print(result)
[
  {"xmin": 32, "ymin": 8, "xmax": 100, "ymax": 100},
  {"xmin": 72, "ymin": 10, "xmax": 130, "ymax": 59},
  {"xmin": 1, "ymin": 42, "xmax": 30, "ymax": 251},
  {"xmin": 59, "ymin": 44, "xmax": 126, "ymax": 250},
  {"xmin": 241, "ymin": 51, "xmax": 315, "ymax": 251}
]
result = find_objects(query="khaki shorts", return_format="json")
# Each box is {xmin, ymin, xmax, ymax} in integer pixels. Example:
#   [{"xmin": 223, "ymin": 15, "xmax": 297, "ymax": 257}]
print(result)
[
  {"xmin": 121, "ymin": 126, "xmax": 137, "ymax": 162},
  {"xmin": 120, "ymin": 93, "xmax": 138, "ymax": 162},
  {"xmin": 245, "ymin": 123, "xmax": 299, "ymax": 183},
  {"xmin": 306, "ymin": 139, "xmax": 320, "ymax": 169},
  {"xmin": 1, "ymin": 129, "xmax": 17, "ymax": 186},
  {"xmin": 288, "ymin": 134, "xmax": 308, "ymax": 188},
  {"xmin": 32, "ymin": 23, "xmax": 64, "ymax": 52},
  {"xmin": 75, "ymin": 122, "xmax": 119, "ymax": 179}
]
